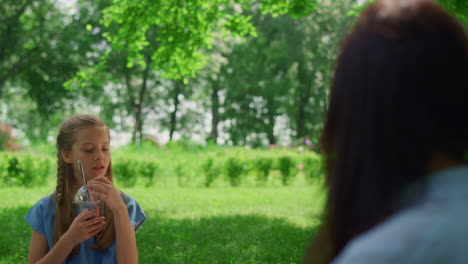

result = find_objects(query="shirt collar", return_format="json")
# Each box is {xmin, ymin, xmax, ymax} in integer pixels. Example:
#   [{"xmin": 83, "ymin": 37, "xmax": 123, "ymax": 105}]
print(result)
[{"xmin": 425, "ymin": 164, "xmax": 468, "ymax": 201}]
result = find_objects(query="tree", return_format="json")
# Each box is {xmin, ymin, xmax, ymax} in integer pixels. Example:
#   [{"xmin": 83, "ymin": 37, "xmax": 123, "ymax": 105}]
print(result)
[
  {"xmin": 287, "ymin": 0, "xmax": 355, "ymax": 143},
  {"xmin": 0, "ymin": 0, "xmax": 109, "ymax": 141},
  {"xmin": 64, "ymin": 3, "xmax": 163, "ymax": 145},
  {"xmin": 222, "ymin": 13, "xmax": 294, "ymax": 145},
  {"xmin": 207, "ymin": 0, "xmax": 353, "ymax": 146},
  {"xmin": 0, "ymin": 0, "xmax": 42, "ymax": 97}
]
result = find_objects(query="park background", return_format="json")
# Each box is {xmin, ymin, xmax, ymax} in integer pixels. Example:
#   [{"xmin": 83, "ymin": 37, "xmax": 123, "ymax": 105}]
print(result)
[{"xmin": 0, "ymin": 0, "xmax": 466, "ymax": 263}]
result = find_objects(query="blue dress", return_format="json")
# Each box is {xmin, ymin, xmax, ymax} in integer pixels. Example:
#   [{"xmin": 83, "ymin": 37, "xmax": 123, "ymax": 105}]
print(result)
[{"xmin": 25, "ymin": 193, "xmax": 146, "ymax": 264}]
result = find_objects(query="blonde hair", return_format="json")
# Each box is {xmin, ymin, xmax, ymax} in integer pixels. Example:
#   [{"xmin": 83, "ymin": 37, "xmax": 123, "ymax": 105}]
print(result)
[{"xmin": 53, "ymin": 114, "xmax": 117, "ymax": 258}]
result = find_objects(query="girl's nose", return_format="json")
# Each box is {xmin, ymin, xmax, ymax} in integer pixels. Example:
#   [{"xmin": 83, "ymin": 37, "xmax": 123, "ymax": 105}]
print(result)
[{"xmin": 95, "ymin": 150, "xmax": 104, "ymax": 160}]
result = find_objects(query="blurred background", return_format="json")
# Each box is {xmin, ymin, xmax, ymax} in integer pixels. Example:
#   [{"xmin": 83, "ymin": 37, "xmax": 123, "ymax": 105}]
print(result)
[{"xmin": 0, "ymin": 0, "xmax": 357, "ymax": 148}]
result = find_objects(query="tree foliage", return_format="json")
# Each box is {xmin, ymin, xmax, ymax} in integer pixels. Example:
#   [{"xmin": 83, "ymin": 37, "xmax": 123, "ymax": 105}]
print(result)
[{"xmin": 92, "ymin": 0, "xmax": 317, "ymax": 81}]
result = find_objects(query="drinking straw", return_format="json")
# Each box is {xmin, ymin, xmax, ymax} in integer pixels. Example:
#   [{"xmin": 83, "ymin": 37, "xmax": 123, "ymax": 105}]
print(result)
[{"xmin": 77, "ymin": 160, "xmax": 94, "ymax": 211}]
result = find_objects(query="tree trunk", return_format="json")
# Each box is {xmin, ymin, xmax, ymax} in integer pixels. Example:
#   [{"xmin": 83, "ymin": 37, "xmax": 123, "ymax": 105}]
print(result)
[
  {"xmin": 209, "ymin": 80, "xmax": 220, "ymax": 143},
  {"xmin": 267, "ymin": 113, "xmax": 276, "ymax": 145},
  {"xmin": 169, "ymin": 81, "xmax": 182, "ymax": 141},
  {"xmin": 133, "ymin": 57, "xmax": 151, "ymax": 145},
  {"xmin": 264, "ymin": 92, "xmax": 277, "ymax": 145},
  {"xmin": 296, "ymin": 61, "xmax": 311, "ymax": 140},
  {"xmin": 296, "ymin": 84, "xmax": 310, "ymax": 139},
  {"xmin": 125, "ymin": 72, "xmax": 138, "ymax": 144}
]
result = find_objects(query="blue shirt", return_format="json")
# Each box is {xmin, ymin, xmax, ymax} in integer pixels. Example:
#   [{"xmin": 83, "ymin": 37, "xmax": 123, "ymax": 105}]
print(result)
[
  {"xmin": 333, "ymin": 165, "xmax": 468, "ymax": 264},
  {"xmin": 25, "ymin": 193, "xmax": 146, "ymax": 264}
]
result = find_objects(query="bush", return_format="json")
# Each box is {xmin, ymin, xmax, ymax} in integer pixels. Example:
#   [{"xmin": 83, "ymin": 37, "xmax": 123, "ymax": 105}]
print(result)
[
  {"xmin": 138, "ymin": 160, "xmax": 158, "ymax": 187},
  {"xmin": 202, "ymin": 156, "xmax": 221, "ymax": 187},
  {"xmin": 302, "ymin": 156, "xmax": 322, "ymax": 183},
  {"xmin": 5, "ymin": 155, "xmax": 22, "ymax": 186},
  {"xmin": 225, "ymin": 157, "xmax": 245, "ymax": 187},
  {"xmin": 255, "ymin": 157, "xmax": 273, "ymax": 183},
  {"xmin": 175, "ymin": 162, "xmax": 191, "ymax": 187},
  {"xmin": 0, "ymin": 152, "xmax": 53, "ymax": 187},
  {"xmin": 19, "ymin": 155, "xmax": 51, "ymax": 187},
  {"xmin": 278, "ymin": 156, "xmax": 296, "ymax": 186},
  {"xmin": 112, "ymin": 158, "xmax": 138, "ymax": 187},
  {"xmin": 113, "ymin": 155, "xmax": 158, "ymax": 188}
]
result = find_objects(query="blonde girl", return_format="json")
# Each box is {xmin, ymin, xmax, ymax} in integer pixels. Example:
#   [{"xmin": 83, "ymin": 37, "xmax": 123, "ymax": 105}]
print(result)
[{"xmin": 25, "ymin": 114, "xmax": 146, "ymax": 264}]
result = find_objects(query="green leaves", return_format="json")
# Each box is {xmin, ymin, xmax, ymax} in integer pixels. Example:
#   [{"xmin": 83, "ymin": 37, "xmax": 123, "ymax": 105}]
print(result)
[
  {"xmin": 347, "ymin": 0, "xmax": 373, "ymax": 17},
  {"xmin": 222, "ymin": 14, "xmax": 256, "ymax": 39},
  {"xmin": 93, "ymin": 0, "xmax": 318, "ymax": 82},
  {"xmin": 259, "ymin": 0, "xmax": 318, "ymax": 18},
  {"xmin": 439, "ymin": 0, "xmax": 468, "ymax": 23}
]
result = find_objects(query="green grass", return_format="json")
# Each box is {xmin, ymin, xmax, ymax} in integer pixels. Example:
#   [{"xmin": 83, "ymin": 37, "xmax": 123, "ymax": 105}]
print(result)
[{"xmin": 0, "ymin": 185, "xmax": 325, "ymax": 263}]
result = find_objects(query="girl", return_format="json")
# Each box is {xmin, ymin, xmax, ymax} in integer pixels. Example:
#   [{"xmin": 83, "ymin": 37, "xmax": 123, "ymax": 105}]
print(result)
[
  {"xmin": 25, "ymin": 114, "xmax": 146, "ymax": 264},
  {"xmin": 306, "ymin": 0, "xmax": 468, "ymax": 263}
]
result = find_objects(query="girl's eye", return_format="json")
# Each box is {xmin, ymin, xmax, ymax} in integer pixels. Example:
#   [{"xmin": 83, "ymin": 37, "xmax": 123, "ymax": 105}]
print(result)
[
  {"xmin": 84, "ymin": 149, "xmax": 93, "ymax": 153},
  {"xmin": 102, "ymin": 148, "xmax": 109, "ymax": 152}
]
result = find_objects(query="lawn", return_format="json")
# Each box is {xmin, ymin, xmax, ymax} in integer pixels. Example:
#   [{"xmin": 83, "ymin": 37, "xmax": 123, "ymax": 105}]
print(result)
[{"xmin": 0, "ymin": 185, "xmax": 324, "ymax": 263}]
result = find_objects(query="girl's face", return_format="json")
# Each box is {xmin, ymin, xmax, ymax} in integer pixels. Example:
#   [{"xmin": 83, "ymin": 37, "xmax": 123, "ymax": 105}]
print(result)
[{"xmin": 62, "ymin": 126, "xmax": 111, "ymax": 187}]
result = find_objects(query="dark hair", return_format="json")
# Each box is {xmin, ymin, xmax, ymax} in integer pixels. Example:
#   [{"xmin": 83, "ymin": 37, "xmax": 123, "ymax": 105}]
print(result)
[{"xmin": 307, "ymin": 0, "xmax": 468, "ymax": 263}]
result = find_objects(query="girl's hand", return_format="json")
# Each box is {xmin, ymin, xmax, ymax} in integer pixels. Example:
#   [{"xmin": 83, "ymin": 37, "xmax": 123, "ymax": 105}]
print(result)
[
  {"xmin": 64, "ymin": 210, "xmax": 105, "ymax": 246},
  {"xmin": 87, "ymin": 176, "xmax": 126, "ymax": 213}
]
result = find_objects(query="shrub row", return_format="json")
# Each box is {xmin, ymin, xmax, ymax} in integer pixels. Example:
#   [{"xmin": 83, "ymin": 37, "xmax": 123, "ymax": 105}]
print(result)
[
  {"xmin": 0, "ymin": 147, "xmax": 322, "ymax": 188},
  {"xmin": 198, "ymin": 148, "xmax": 323, "ymax": 187},
  {"xmin": 0, "ymin": 151, "xmax": 160, "ymax": 188}
]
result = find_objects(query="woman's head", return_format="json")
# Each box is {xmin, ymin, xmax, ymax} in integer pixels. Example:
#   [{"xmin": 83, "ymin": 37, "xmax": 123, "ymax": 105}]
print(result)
[
  {"xmin": 312, "ymin": 0, "xmax": 467, "ymax": 262},
  {"xmin": 54, "ymin": 115, "xmax": 116, "ymax": 258}
]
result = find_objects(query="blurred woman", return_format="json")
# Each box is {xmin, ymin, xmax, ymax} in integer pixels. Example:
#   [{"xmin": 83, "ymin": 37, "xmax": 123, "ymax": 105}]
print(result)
[{"xmin": 306, "ymin": 0, "xmax": 468, "ymax": 263}]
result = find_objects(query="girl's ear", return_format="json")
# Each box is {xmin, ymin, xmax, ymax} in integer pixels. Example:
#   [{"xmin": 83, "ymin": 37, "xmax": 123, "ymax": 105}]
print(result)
[{"xmin": 61, "ymin": 151, "xmax": 72, "ymax": 164}]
